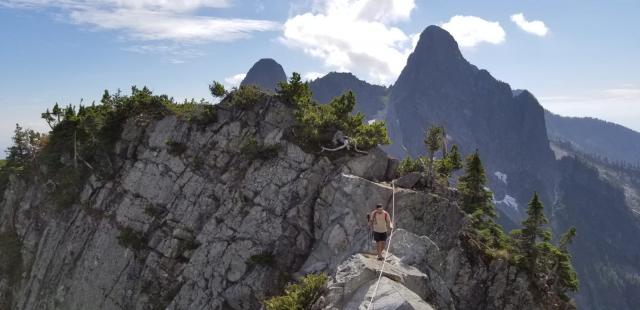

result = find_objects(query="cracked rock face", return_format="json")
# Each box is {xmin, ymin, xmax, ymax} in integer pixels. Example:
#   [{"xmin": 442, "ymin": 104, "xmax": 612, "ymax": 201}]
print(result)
[{"xmin": 1, "ymin": 97, "xmax": 563, "ymax": 310}]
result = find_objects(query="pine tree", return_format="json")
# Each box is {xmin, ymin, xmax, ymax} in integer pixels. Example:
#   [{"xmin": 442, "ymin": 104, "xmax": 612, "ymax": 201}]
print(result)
[
  {"xmin": 558, "ymin": 226, "xmax": 576, "ymax": 252},
  {"xmin": 513, "ymin": 192, "xmax": 552, "ymax": 272},
  {"xmin": 448, "ymin": 145, "xmax": 463, "ymax": 171},
  {"xmin": 277, "ymin": 72, "xmax": 313, "ymax": 107},
  {"xmin": 550, "ymin": 227, "xmax": 579, "ymax": 293},
  {"xmin": 457, "ymin": 150, "xmax": 494, "ymax": 217},
  {"xmin": 6, "ymin": 124, "xmax": 44, "ymax": 169},
  {"xmin": 209, "ymin": 81, "xmax": 227, "ymax": 98},
  {"xmin": 424, "ymin": 126, "xmax": 444, "ymax": 182}
]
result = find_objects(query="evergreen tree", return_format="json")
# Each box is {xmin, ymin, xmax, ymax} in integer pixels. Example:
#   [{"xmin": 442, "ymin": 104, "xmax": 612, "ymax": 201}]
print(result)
[
  {"xmin": 447, "ymin": 144, "xmax": 463, "ymax": 171},
  {"xmin": 457, "ymin": 150, "xmax": 494, "ymax": 217},
  {"xmin": 435, "ymin": 144, "xmax": 463, "ymax": 186},
  {"xmin": 550, "ymin": 227, "xmax": 579, "ymax": 293},
  {"xmin": 209, "ymin": 81, "xmax": 227, "ymax": 98},
  {"xmin": 5, "ymin": 124, "xmax": 44, "ymax": 169},
  {"xmin": 424, "ymin": 126, "xmax": 444, "ymax": 182},
  {"xmin": 276, "ymin": 72, "xmax": 313, "ymax": 107},
  {"xmin": 516, "ymin": 192, "xmax": 552, "ymax": 271},
  {"xmin": 558, "ymin": 226, "xmax": 577, "ymax": 252},
  {"xmin": 52, "ymin": 103, "xmax": 62, "ymax": 123}
]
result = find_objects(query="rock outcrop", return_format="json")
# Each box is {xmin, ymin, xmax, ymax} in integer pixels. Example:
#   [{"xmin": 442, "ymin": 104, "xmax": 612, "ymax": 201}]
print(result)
[{"xmin": 1, "ymin": 90, "xmax": 567, "ymax": 309}]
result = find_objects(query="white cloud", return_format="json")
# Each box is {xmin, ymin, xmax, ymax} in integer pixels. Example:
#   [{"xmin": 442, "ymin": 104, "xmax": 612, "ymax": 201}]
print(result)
[
  {"xmin": 69, "ymin": 9, "xmax": 278, "ymax": 42},
  {"xmin": 510, "ymin": 13, "xmax": 548, "ymax": 37},
  {"xmin": 440, "ymin": 15, "xmax": 505, "ymax": 47},
  {"xmin": 124, "ymin": 44, "xmax": 206, "ymax": 64},
  {"xmin": 281, "ymin": 0, "xmax": 418, "ymax": 84},
  {"xmin": 1, "ymin": 0, "xmax": 278, "ymax": 60},
  {"xmin": 303, "ymin": 71, "xmax": 325, "ymax": 81},
  {"xmin": 224, "ymin": 73, "xmax": 246, "ymax": 87}
]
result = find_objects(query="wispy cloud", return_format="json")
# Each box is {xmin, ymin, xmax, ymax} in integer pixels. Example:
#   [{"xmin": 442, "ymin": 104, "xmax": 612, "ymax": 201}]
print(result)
[
  {"xmin": 224, "ymin": 73, "xmax": 246, "ymax": 87},
  {"xmin": 1, "ymin": 0, "xmax": 279, "ymax": 61},
  {"xmin": 303, "ymin": 71, "xmax": 325, "ymax": 81},
  {"xmin": 123, "ymin": 44, "xmax": 205, "ymax": 64},
  {"xmin": 540, "ymin": 85, "xmax": 640, "ymax": 131},
  {"xmin": 440, "ymin": 15, "xmax": 506, "ymax": 47},
  {"xmin": 510, "ymin": 13, "xmax": 549, "ymax": 37},
  {"xmin": 281, "ymin": 0, "xmax": 418, "ymax": 84}
]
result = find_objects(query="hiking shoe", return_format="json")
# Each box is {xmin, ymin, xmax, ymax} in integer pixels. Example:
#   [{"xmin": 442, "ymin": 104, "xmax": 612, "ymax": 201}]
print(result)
[{"xmin": 377, "ymin": 256, "xmax": 383, "ymax": 261}]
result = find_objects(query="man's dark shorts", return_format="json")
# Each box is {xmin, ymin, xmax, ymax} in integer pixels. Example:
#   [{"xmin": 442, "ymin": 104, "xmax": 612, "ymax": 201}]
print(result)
[{"xmin": 373, "ymin": 232, "xmax": 387, "ymax": 242}]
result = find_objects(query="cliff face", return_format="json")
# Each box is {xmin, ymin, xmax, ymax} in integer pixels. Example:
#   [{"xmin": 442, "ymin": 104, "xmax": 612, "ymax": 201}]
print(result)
[{"xmin": 0, "ymin": 95, "xmax": 562, "ymax": 309}]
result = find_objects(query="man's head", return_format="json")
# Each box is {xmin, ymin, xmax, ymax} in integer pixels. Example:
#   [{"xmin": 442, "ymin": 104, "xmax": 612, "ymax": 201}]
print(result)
[{"xmin": 376, "ymin": 204, "xmax": 383, "ymax": 209}]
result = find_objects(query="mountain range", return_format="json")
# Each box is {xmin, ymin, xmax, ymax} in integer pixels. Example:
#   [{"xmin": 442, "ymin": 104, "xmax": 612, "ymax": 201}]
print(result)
[{"xmin": 240, "ymin": 25, "xmax": 640, "ymax": 309}]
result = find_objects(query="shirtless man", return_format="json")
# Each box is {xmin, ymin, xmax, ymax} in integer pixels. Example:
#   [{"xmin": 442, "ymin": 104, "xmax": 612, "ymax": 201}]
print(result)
[{"xmin": 368, "ymin": 204, "xmax": 393, "ymax": 260}]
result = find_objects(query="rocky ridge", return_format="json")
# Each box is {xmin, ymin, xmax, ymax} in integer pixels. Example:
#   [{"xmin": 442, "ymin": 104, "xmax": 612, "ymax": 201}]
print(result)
[{"xmin": 0, "ymin": 93, "xmax": 565, "ymax": 309}]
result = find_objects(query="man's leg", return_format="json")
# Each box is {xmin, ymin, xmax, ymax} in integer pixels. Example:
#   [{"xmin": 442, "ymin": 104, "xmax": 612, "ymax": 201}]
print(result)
[{"xmin": 376, "ymin": 241, "xmax": 383, "ymax": 258}]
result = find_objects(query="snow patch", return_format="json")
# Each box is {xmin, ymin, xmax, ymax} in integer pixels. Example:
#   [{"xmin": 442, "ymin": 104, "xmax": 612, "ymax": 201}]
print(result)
[
  {"xmin": 494, "ymin": 171, "xmax": 508, "ymax": 185},
  {"xmin": 495, "ymin": 194, "xmax": 519, "ymax": 212}
]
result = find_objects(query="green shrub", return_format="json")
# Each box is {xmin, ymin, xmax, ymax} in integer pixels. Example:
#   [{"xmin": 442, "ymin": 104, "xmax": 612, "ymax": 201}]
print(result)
[
  {"xmin": 224, "ymin": 85, "xmax": 266, "ymax": 109},
  {"xmin": 240, "ymin": 138, "xmax": 281, "ymax": 160},
  {"xmin": 209, "ymin": 81, "xmax": 227, "ymax": 98},
  {"xmin": 276, "ymin": 73, "xmax": 390, "ymax": 152},
  {"xmin": 117, "ymin": 227, "xmax": 147, "ymax": 251},
  {"xmin": 264, "ymin": 273, "xmax": 328, "ymax": 310},
  {"xmin": 294, "ymin": 90, "xmax": 390, "ymax": 150},
  {"xmin": 144, "ymin": 206, "xmax": 164, "ymax": 220},
  {"xmin": 52, "ymin": 168, "xmax": 87, "ymax": 210},
  {"xmin": 166, "ymin": 140, "xmax": 188, "ymax": 156},
  {"xmin": 248, "ymin": 252, "xmax": 275, "ymax": 266},
  {"xmin": 396, "ymin": 157, "xmax": 425, "ymax": 176},
  {"xmin": 167, "ymin": 99, "xmax": 217, "ymax": 127}
]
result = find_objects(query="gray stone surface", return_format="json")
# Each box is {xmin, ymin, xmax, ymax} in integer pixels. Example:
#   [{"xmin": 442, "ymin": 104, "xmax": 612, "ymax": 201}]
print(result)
[
  {"xmin": 0, "ymin": 96, "xmax": 561, "ymax": 310},
  {"xmin": 394, "ymin": 172, "xmax": 422, "ymax": 189}
]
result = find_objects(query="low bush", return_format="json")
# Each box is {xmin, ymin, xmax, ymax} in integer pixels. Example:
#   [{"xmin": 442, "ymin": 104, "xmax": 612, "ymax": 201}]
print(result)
[
  {"xmin": 277, "ymin": 73, "xmax": 390, "ymax": 152},
  {"xmin": 240, "ymin": 138, "xmax": 281, "ymax": 160},
  {"xmin": 396, "ymin": 156, "xmax": 426, "ymax": 176},
  {"xmin": 117, "ymin": 227, "xmax": 147, "ymax": 251},
  {"xmin": 264, "ymin": 273, "xmax": 328, "ymax": 310},
  {"xmin": 224, "ymin": 85, "xmax": 267, "ymax": 109},
  {"xmin": 166, "ymin": 140, "xmax": 188, "ymax": 156},
  {"xmin": 167, "ymin": 99, "xmax": 217, "ymax": 127},
  {"xmin": 248, "ymin": 252, "xmax": 275, "ymax": 267}
]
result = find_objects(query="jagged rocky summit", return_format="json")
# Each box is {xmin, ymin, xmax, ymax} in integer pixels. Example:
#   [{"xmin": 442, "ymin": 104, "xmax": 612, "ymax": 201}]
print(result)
[{"xmin": 0, "ymin": 91, "xmax": 568, "ymax": 309}]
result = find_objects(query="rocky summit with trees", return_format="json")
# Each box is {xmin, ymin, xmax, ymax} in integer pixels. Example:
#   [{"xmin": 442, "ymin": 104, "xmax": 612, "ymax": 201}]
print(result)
[{"xmin": 0, "ymin": 71, "xmax": 578, "ymax": 309}]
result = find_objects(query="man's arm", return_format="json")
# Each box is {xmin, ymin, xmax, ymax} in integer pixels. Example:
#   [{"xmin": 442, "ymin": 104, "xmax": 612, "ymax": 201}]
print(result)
[{"xmin": 386, "ymin": 211, "xmax": 394, "ymax": 230}]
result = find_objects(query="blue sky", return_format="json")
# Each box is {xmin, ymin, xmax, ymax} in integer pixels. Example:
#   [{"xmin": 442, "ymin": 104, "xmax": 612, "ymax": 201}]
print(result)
[{"xmin": 1, "ymin": 0, "xmax": 639, "ymax": 154}]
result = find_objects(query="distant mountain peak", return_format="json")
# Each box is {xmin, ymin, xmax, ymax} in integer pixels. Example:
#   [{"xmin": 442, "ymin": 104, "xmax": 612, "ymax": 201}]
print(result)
[
  {"xmin": 240, "ymin": 58, "xmax": 287, "ymax": 92},
  {"xmin": 413, "ymin": 25, "xmax": 464, "ymax": 61}
]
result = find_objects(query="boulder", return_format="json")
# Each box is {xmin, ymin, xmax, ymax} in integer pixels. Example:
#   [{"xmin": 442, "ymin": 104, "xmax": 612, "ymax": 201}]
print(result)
[
  {"xmin": 345, "ymin": 147, "xmax": 390, "ymax": 181},
  {"xmin": 326, "ymin": 254, "xmax": 435, "ymax": 310},
  {"xmin": 395, "ymin": 172, "xmax": 422, "ymax": 189}
]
